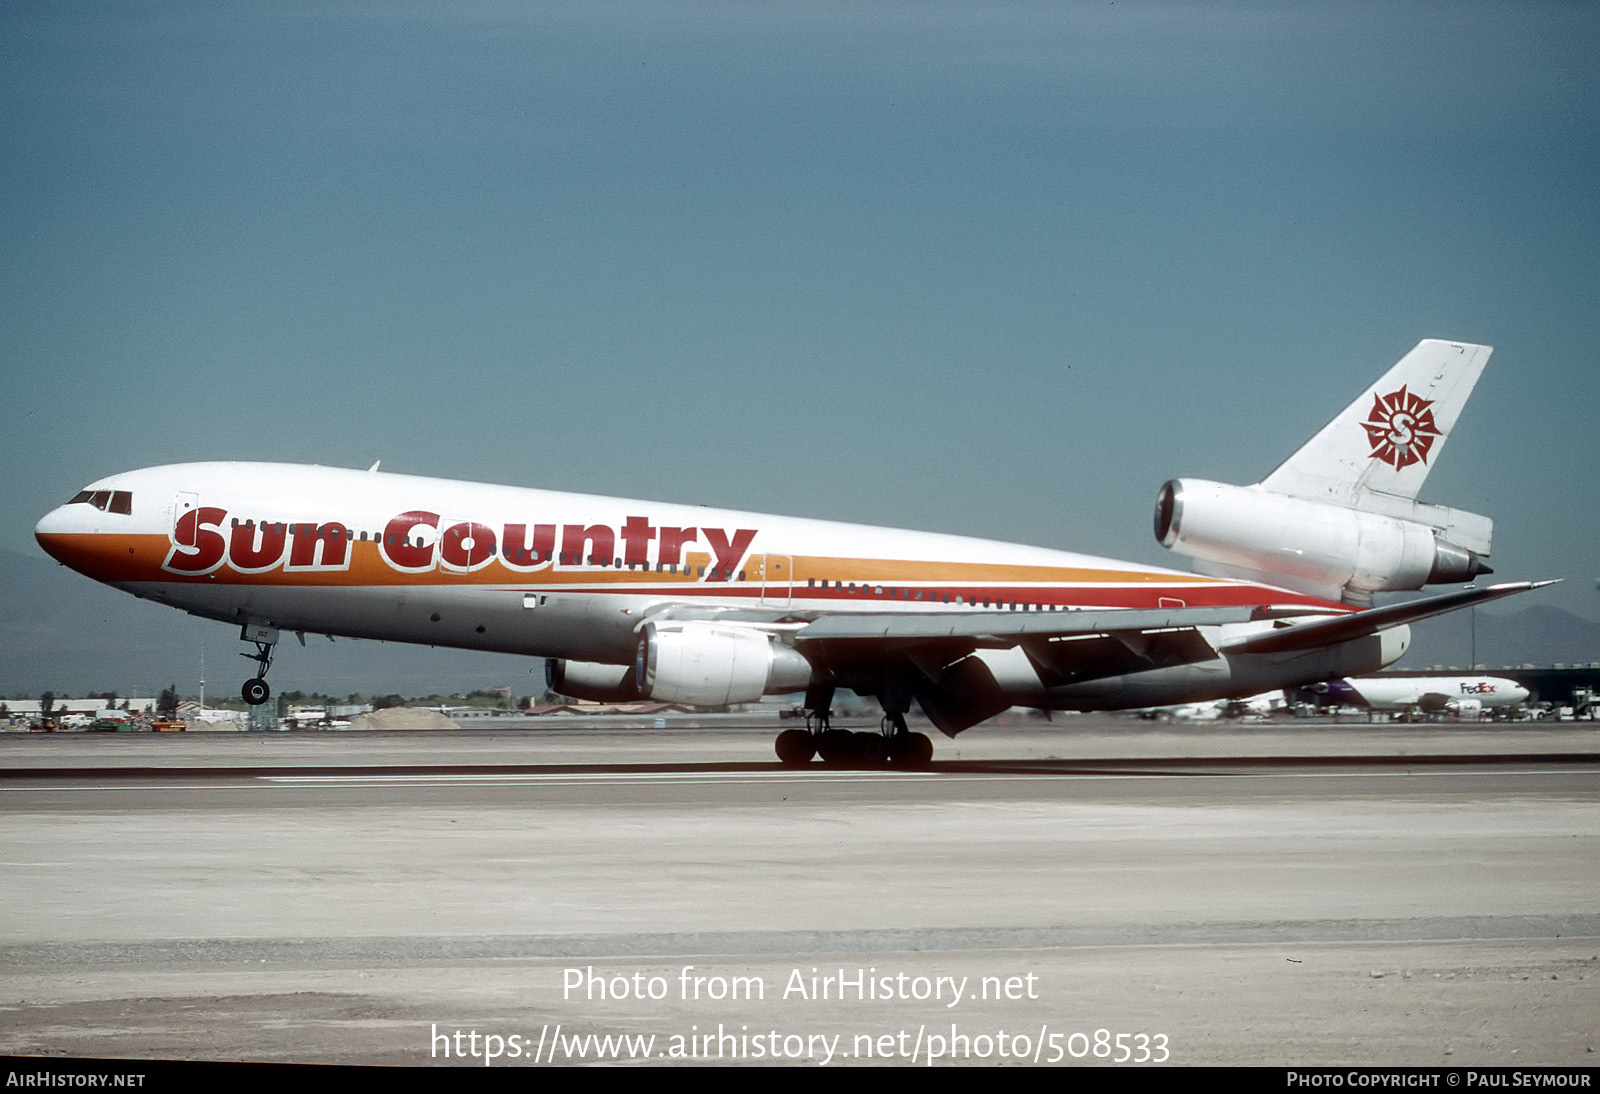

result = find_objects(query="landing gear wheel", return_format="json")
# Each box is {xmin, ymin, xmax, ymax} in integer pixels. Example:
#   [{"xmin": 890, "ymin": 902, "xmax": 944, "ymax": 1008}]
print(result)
[
  {"xmin": 238, "ymin": 625, "xmax": 280, "ymax": 710},
  {"xmin": 855, "ymin": 731, "xmax": 889, "ymax": 765},
  {"xmin": 816, "ymin": 729, "xmax": 859, "ymax": 766},
  {"xmin": 775, "ymin": 728, "xmax": 816, "ymax": 765},
  {"xmin": 888, "ymin": 731, "xmax": 934, "ymax": 769}
]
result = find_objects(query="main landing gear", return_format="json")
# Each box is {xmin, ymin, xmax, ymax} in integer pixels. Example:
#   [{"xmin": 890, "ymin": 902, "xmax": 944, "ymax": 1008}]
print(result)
[
  {"xmin": 774, "ymin": 689, "xmax": 934, "ymax": 769},
  {"xmin": 238, "ymin": 623, "xmax": 279, "ymax": 706}
]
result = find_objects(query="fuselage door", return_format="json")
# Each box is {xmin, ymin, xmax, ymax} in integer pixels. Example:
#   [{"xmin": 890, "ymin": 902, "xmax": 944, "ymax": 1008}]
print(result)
[
  {"xmin": 438, "ymin": 517, "xmax": 495, "ymax": 573},
  {"xmin": 174, "ymin": 491, "xmax": 201, "ymax": 546},
  {"xmin": 760, "ymin": 554, "xmax": 793, "ymax": 607}
]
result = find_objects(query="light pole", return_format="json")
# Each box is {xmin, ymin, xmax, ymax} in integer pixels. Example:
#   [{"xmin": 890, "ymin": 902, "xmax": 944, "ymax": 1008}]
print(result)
[{"xmin": 1465, "ymin": 583, "xmax": 1478, "ymax": 669}]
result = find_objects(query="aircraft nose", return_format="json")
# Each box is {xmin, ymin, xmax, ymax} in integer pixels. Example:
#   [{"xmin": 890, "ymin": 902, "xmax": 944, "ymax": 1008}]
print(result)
[
  {"xmin": 35, "ymin": 502, "xmax": 118, "ymax": 577},
  {"xmin": 35, "ymin": 505, "xmax": 77, "ymax": 562}
]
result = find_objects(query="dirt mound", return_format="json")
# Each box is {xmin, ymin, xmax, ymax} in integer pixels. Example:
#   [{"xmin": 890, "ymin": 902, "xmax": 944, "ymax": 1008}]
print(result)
[{"xmin": 344, "ymin": 707, "xmax": 459, "ymax": 731}]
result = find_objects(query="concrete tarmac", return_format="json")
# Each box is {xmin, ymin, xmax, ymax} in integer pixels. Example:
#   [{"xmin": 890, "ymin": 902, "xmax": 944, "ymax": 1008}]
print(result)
[{"xmin": 2, "ymin": 718, "xmax": 1596, "ymax": 1067}]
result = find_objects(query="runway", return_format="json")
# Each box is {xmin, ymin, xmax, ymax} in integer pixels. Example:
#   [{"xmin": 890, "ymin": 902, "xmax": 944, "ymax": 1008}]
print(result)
[{"xmin": 2, "ymin": 719, "xmax": 1596, "ymax": 1066}]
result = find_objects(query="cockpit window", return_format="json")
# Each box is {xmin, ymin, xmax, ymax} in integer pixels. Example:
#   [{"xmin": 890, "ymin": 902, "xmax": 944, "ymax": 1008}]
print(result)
[{"xmin": 68, "ymin": 489, "xmax": 133, "ymax": 514}]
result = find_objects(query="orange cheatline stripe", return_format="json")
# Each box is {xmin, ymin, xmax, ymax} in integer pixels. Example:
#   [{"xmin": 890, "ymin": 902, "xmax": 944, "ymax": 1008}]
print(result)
[
  {"xmin": 39, "ymin": 532, "xmax": 1337, "ymax": 610},
  {"xmin": 44, "ymin": 534, "xmax": 1220, "ymax": 586}
]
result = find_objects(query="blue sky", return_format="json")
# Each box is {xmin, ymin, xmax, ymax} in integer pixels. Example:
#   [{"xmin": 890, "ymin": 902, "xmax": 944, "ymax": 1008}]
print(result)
[{"xmin": 5, "ymin": 1, "xmax": 1598, "ymax": 630}]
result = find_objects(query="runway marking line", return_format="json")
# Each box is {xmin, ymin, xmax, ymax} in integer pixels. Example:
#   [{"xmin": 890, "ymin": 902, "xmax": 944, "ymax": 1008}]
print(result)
[{"xmin": 3, "ymin": 765, "xmax": 1591, "ymax": 794}]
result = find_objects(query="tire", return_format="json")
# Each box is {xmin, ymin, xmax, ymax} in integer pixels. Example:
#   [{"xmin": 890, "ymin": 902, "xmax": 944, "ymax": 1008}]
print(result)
[
  {"xmin": 774, "ymin": 728, "xmax": 816, "ymax": 765},
  {"xmin": 899, "ymin": 731, "xmax": 934, "ymax": 768},
  {"xmin": 241, "ymin": 678, "xmax": 271, "ymax": 706},
  {"xmin": 816, "ymin": 729, "xmax": 858, "ymax": 765},
  {"xmin": 855, "ymin": 731, "xmax": 889, "ymax": 764}
]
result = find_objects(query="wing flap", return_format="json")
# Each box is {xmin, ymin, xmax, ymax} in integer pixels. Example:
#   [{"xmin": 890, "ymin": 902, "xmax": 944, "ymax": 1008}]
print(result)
[
  {"xmin": 794, "ymin": 605, "xmax": 1259, "ymax": 644},
  {"xmin": 1021, "ymin": 628, "xmax": 1220, "ymax": 688}
]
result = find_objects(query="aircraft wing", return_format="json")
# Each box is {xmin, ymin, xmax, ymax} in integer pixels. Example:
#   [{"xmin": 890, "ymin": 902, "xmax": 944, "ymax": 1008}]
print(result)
[
  {"xmin": 641, "ymin": 603, "xmax": 1278, "ymax": 708},
  {"xmin": 635, "ymin": 582, "xmax": 1548, "ymax": 737},
  {"xmin": 787, "ymin": 583, "xmax": 1548, "ymax": 736},
  {"xmin": 792, "ymin": 604, "xmax": 1271, "ymax": 734}
]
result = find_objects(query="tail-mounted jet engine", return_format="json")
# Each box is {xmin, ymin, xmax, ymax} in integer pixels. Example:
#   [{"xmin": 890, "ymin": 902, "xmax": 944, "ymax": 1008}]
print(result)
[{"xmin": 1155, "ymin": 479, "xmax": 1491, "ymax": 605}]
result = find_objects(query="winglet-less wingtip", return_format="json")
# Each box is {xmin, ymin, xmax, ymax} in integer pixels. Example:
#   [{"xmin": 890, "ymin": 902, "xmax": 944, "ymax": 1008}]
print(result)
[{"xmin": 1222, "ymin": 579, "xmax": 1557, "ymax": 656}]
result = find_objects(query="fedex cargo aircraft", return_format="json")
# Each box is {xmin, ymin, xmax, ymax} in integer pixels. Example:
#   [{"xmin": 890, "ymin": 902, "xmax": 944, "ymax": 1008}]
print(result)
[
  {"xmin": 35, "ymin": 340, "xmax": 1545, "ymax": 764},
  {"xmin": 1319, "ymin": 675, "xmax": 1530, "ymax": 715}
]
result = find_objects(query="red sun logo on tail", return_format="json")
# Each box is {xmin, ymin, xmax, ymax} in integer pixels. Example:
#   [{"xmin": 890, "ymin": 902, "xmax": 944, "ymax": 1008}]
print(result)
[{"xmin": 1362, "ymin": 386, "xmax": 1441, "ymax": 469}]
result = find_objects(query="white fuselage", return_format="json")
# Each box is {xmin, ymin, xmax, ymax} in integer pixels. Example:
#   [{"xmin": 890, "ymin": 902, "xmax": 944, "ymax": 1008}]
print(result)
[
  {"xmin": 1334, "ymin": 676, "xmax": 1529, "ymax": 712},
  {"xmin": 35, "ymin": 462, "xmax": 1404, "ymax": 717}
]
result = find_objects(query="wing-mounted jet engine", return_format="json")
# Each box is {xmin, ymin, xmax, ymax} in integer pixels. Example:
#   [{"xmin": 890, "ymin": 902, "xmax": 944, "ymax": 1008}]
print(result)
[
  {"xmin": 1154, "ymin": 340, "xmax": 1495, "ymax": 606},
  {"xmin": 549, "ymin": 621, "xmax": 813, "ymax": 706}
]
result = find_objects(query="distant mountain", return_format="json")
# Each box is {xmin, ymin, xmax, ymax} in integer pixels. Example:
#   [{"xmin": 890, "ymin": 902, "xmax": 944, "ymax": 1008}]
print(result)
[
  {"xmin": 0, "ymin": 548, "xmax": 544, "ymax": 700},
  {"xmin": 1400, "ymin": 603, "xmax": 1600, "ymax": 670}
]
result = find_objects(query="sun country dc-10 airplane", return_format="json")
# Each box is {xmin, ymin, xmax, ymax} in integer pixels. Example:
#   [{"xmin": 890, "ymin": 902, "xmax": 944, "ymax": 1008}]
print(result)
[{"xmin": 35, "ymin": 340, "xmax": 1550, "ymax": 765}]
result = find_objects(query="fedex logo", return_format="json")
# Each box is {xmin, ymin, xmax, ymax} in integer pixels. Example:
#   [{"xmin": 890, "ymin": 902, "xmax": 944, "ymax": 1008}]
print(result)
[
  {"xmin": 1461, "ymin": 681, "xmax": 1497, "ymax": 695},
  {"xmin": 163, "ymin": 507, "xmax": 758, "ymax": 580}
]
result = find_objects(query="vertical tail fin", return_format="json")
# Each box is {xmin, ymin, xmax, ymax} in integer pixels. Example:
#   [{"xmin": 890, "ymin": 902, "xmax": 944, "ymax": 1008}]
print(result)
[
  {"xmin": 1156, "ymin": 339, "xmax": 1496, "ymax": 604},
  {"xmin": 1261, "ymin": 339, "xmax": 1492, "ymax": 507}
]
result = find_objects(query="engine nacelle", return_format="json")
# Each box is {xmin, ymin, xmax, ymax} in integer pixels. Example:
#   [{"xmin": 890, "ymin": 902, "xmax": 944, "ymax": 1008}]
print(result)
[
  {"xmin": 1155, "ymin": 479, "xmax": 1490, "ymax": 602},
  {"xmin": 546, "ymin": 658, "xmax": 644, "ymax": 702},
  {"xmin": 637, "ymin": 621, "xmax": 814, "ymax": 706}
]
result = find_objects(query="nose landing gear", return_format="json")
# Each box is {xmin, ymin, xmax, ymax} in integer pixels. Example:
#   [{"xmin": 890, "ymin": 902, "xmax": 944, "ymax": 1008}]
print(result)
[{"xmin": 238, "ymin": 623, "xmax": 279, "ymax": 706}]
